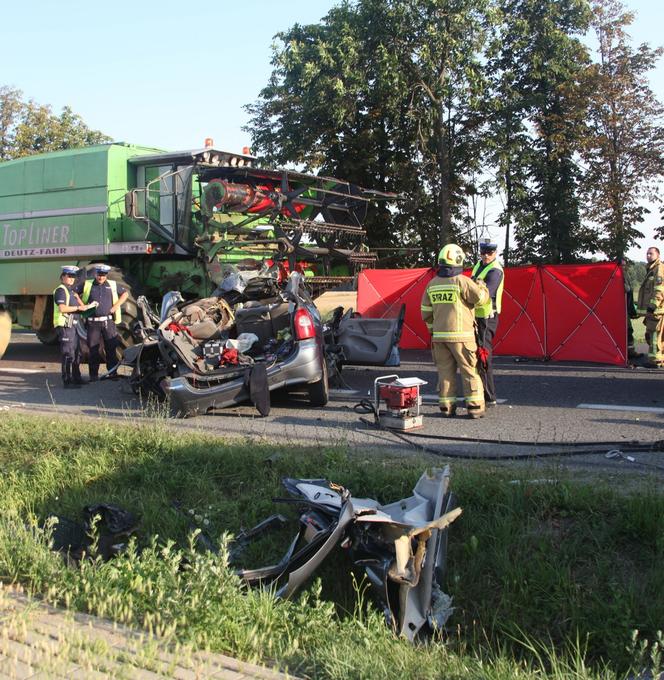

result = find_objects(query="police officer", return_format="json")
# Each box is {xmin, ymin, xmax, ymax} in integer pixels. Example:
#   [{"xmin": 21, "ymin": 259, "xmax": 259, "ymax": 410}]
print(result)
[
  {"xmin": 470, "ymin": 240, "xmax": 504, "ymax": 405},
  {"xmin": 76, "ymin": 264, "xmax": 129, "ymax": 381},
  {"xmin": 637, "ymin": 246, "xmax": 664, "ymax": 368},
  {"xmin": 53, "ymin": 265, "xmax": 86, "ymax": 388},
  {"xmin": 421, "ymin": 244, "xmax": 489, "ymax": 419}
]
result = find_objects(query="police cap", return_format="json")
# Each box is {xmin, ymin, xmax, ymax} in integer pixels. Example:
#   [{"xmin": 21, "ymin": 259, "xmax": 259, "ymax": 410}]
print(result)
[
  {"xmin": 60, "ymin": 265, "xmax": 79, "ymax": 276},
  {"xmin": 479, "ymin": 240, "xmax": 498, "ymax": 253},
  {"xmin": 95, "ymin": 264, "xmax": 112, "ymax": 274}
]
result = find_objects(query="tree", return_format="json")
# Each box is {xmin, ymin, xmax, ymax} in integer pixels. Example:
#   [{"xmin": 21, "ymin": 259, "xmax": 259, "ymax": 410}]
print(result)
[
  {"xmin": 483, "ymin": 0, "xmax": 539, "ymax": 265},
  {"xmin": 0, "ymin": 86, "xmax": 23, "ymax": 160},
  {"xmin": 581, "ymin": 0, "xmax": 664, "ymax": 259},
  {"xmin": 245, "ymin": 0, "xmax": 492, "ymax": 263},
  {"xmin": 246, "ymin": 2, "xmax": 411, "ymax": 256},
  {"xmin": 625, "ymin": 260, "xmax": 646, "ymax": 291},
  {"xmin": 0, "ymin": 87, "xmax": 110, "ymax": 161},
  {"xmin": 248, "ymin": 0, "xmax": 664, "ymax": 264},
  {"xmin": 498, "ymin": 0, "xmax": 595, "ymax": 264},
  {"xmin": 398, "ymin": 0, "xmax": 490, "ymax": 252}
]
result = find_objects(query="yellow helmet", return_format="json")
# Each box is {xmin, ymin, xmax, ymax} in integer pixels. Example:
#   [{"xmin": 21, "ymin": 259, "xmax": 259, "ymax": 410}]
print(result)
[{"xmin": 438, "ymin": 243, "xmax": 465, "ymax": 266}]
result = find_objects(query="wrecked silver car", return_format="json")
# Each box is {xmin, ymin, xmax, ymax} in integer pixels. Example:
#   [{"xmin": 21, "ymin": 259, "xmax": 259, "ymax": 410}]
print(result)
[
  {"xmin": 122, "ymin": 271, "xmax": 403, "ymax": 417},
  {"xmin": 237, "ymin": 467, "xmax": 461, "ymax": 641}
]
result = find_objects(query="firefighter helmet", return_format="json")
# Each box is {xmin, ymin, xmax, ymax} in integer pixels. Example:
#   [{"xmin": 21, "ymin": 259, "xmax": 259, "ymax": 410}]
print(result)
[{"xmin": 438, "ymin": 243, "xmax": 465, "ymax": 266}]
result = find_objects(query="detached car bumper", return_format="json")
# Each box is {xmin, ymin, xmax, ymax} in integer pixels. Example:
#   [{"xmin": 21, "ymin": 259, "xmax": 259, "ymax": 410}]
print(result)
[{"xmin": 165, "ymin": 338, "xmax": 322, "ymax": 416}]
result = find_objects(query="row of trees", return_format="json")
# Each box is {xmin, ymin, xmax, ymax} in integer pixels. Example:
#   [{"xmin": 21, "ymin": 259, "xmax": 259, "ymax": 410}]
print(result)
[
  {"xmin": 245, "ymin": 0, "xmax": 664, "ymax": 264},
  {"xmin": 0, "ymin": 86, "xmax": 109, "ymax": 162}
]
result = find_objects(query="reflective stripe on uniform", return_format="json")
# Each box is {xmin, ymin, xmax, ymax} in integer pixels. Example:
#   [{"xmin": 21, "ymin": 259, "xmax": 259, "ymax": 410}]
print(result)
[
  {"xmin": 432, "ymin": 331, "xmax": 474, "ymax": 341},
  {"xmin": 438, "ymin": 396, "xmax": 456, "ymax": 404}
]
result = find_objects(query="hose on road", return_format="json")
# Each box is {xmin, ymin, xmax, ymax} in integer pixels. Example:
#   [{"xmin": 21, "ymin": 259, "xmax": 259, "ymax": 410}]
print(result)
[{"xmin": 354, "ymin": 399, "xmax": 664, "ymax": 469}]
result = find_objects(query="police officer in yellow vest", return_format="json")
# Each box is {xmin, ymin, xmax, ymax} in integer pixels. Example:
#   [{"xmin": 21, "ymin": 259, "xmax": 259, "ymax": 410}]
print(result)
[
  {"xmin": 75, "ymin": 264, "xmax": 129, "ymax": 381},
  {"xmin": 470, "ymin": 240, "xmax": 504, "ymax": 405},
  {"xmin": 637, "ymin": 246, "xmax": 664, "ymax": 368},
  {"xmin": 53, "ymin": 265, "xmax": 86, "ymax": 388},
  {"xmin": 421, "ymin": 244, "xmax": 489, "ymax": 419}
]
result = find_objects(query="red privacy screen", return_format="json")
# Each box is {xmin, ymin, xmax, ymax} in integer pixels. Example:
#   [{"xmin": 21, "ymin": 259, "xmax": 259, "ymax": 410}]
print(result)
[{"xmin": 357, "ymin": 262, "xmax": 627, "ymax": 365}]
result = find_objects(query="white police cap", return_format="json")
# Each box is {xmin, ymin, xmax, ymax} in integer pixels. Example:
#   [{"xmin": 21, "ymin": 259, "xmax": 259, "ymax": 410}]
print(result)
[
  {"xmin": 95, "ymin": 264, "xmax": 112, "ymax": 273},
  {"xmin": 61, "ymin": 265, "xmax": 79, "ymax": 276}
]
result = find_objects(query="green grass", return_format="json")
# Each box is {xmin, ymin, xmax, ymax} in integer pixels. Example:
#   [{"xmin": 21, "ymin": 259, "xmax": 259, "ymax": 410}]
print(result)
[{"xmin": 1, "ymin": 413, "xmax": 663, "ymax": 680}]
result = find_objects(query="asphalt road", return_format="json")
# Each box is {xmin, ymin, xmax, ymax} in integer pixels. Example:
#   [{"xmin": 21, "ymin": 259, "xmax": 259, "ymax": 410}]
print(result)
[{"xmin": 1, "ymin": 331, "xmax": 663, "ymax": 477}]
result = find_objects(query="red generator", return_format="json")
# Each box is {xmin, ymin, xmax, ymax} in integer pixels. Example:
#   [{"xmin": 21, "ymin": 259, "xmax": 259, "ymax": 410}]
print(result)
[{"xmin": 374, "ymin": 375, "xmax": 427, "ymax": 431}]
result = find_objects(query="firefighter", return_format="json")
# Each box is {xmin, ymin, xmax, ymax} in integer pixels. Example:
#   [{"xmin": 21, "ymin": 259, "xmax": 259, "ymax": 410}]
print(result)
[
  {"xmin": 76, "ymin": 264, "xmax": 129, "ymax": 381},
  {"xmin": 53, "ymin": 265, "xmax": 86, "ymax": 388},
  {"xmin": 622, "ymin": 261, "xmax": 640, "ymax": 359},
  {"xmin": 644, "ymin": 284, "xmax": 664, "ymax": 367},
  {"xmin": 421, "ymin": 244, "xmax": 489, "ymax": 418},
  {"xmin": 637, "ymin": 246, "xmax": 664, "ymax": 368},
  {"xmin": 469, "ymin": 240, "xmax": 504, "ymax": 406}
]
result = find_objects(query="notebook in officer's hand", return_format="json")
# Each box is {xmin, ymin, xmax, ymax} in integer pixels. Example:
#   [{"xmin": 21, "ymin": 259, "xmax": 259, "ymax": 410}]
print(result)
[{"xmin": 81, "ymin": 301, "xmax": 100, "ymax": 317}]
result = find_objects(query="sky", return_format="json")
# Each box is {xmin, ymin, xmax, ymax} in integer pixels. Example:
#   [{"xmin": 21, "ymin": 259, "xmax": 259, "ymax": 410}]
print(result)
[{"xmin": 2, "ymin": 0, "xmax": 662, "ymax": 259}]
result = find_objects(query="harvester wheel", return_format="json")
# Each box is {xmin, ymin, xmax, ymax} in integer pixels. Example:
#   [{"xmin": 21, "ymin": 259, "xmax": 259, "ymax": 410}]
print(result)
[
  {"xmin": 36, "ymin": 328, "xmax": 59, "ymax": 345},
  {"xmin": 110, "ymin": 272, "xmax": 141, "ymax": 352},
  {"xmin": 75, "ymin": 265, "xmax": 142, "ymax": 363},
  {"xmin": 0, "ymin": 310, "xmax": 11, "ymax": 360}
]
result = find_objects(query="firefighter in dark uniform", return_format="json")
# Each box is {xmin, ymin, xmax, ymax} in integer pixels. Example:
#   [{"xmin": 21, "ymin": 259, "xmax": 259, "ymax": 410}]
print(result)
[
  {"xmin": 53, "ymin": 265, "xmax": 86, "ymax": 388},
  {"xmin": 469, "ymin": 240, "xmax": 504, "ymax": 406},
  {"xmin": 76, "ymin": 264, "xmax": 129, "ymax": 381},
  {"xmin": 621, "ymin": 261, "xmax": 639, "ymax": 359},
  {"xmin": 637, "ymin": 246, "xmax": 664, "ymax": 368},
  {"xmin": 421, "ymin": 244, "xmax": 489, "ymax": 418}
]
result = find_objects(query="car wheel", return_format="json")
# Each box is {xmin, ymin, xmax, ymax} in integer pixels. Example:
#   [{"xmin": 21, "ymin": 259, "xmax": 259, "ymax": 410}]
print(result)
[{"xmin": 307, "ymin": 358, "xmax": 329, "ymax": 407}]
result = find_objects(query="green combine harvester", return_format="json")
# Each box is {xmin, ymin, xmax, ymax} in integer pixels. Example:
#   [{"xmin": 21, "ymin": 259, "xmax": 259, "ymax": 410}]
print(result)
[{"xmin": 0, "ymin": 142, "xmax": 387, "ymax": 359}]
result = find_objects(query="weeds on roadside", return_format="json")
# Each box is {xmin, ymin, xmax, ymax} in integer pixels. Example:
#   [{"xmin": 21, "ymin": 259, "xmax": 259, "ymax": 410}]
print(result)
[{"xmin": 1, "ymin": 412, "xmax": 663, "ymax": 679}]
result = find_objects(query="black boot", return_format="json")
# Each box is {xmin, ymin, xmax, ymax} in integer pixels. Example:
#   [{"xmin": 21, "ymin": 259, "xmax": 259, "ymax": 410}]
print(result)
[
  {"xmin": 62, "ymin": 358, "xmax": 80, "ymax": 388},
  {"xmin": 72, "ymin": 369, "xmax": 87, "ymax": 385},
  {"xmin": 467, "ymin": 404, "xmax": 485, "ymax": 419}
]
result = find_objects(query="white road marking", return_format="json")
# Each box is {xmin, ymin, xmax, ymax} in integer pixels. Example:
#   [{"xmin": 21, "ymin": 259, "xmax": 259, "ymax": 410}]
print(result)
[
  {"xmin": 0, "ymin": 367, "xmax": 41, "ymax": 374},
  {"xmin": 577, "ymin": 403, "xmax": 664, "ymax": 414}
]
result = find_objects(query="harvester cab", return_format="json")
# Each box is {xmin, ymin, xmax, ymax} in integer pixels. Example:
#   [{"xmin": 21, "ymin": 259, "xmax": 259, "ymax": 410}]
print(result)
[{"xmin": 123, "ymin": 147, "xmax": 389, "ymax": 293}]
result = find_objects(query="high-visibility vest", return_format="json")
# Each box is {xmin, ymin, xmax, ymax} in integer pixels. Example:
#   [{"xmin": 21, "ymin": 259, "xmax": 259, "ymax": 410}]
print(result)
[
  {"xmin": 52, "ymin": 284, "xmax": 71, "ymax": 328},
  {"xmin": 471, "ymin": 260, "xmax": 504, "ymax": 318},
  {"xmin": 82, "ymin": 279, "xmax": 121, "ymax": 323}
]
